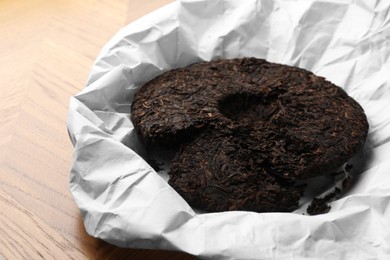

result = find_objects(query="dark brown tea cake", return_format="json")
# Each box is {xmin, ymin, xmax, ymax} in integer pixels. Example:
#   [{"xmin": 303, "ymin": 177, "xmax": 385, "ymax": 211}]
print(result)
[
  {"xmin": 131, "ymin": 57, "xmax": 368, "ymax": 213},
  {"xmin": 169, "ymin": 128, "xmax": 304, "ymax": 212}
]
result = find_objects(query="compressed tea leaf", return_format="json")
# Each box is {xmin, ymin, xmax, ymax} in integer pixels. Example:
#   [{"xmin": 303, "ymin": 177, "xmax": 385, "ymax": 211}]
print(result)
[{"xmin": 131, "ymin": 58, "xmax": 369, "ymax": 213}]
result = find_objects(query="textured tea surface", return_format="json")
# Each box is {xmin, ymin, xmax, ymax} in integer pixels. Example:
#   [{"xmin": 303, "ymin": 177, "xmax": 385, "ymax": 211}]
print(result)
[
  {"xmin": 132, "ymin": 58, "xmax": 369, "ymax": 212},
  {"xmin": 169, "ymin": 129, "xmax": 304, "ymax": 212}
]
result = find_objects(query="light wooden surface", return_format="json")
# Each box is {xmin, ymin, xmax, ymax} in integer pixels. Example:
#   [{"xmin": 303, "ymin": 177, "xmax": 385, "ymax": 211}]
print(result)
[{"xmin": 0, "ymin": 0, "xmax": 194, "ymax": 258}]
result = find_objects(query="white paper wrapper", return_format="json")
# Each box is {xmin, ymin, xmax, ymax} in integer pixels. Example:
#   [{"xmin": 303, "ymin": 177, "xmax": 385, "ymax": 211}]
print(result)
[{"xmin": 68, "ymin": 0, "xmax": 390, "ymax": 258}]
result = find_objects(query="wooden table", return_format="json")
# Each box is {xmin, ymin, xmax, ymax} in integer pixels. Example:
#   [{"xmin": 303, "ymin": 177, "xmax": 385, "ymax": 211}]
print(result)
[{"xmin": 0, "ymin": 0, "xmax": 194, "ymax": 258}]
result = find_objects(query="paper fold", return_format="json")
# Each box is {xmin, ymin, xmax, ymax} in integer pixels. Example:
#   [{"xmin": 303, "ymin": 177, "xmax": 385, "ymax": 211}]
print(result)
[{"xmin": 68, "ymin": 0, "xmax": 390, "ymax": 258}]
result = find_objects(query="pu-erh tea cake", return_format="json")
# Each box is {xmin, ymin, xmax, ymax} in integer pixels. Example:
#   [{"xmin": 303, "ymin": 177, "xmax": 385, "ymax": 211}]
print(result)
[{"xmin": 131, "ymin": 57, "xmax": 369, "ymax": 213}]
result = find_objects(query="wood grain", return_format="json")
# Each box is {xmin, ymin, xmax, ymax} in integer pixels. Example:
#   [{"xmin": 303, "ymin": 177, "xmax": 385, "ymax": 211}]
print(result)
[
  {"xmin": 0, "ymin": 0, "xmax": 194, "ymax": 258},
  {"xmin": 0, "ymin": 189, "xmax": 88, "ymax": 259}
]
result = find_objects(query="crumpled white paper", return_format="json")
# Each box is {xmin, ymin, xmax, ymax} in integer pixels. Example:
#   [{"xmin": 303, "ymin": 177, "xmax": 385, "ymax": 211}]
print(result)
[{"xmin": 68, "ymin": 0, "xmax": 390, "ymax": 259}]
